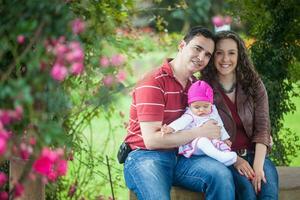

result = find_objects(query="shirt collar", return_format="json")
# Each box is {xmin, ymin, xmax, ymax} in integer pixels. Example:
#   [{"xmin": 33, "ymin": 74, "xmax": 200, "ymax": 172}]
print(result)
[
  {"xmin": 161, "ymin": 59, "xmax": 174, "ymax": 77},
  {"xmin": 162, "ymin": 59, "xmax": 196, "ymax": 83}
]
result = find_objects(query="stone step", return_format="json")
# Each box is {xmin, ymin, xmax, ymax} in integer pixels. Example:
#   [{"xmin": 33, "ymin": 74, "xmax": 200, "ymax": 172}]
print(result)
[{"xmin": 129, "ymin": 166, "xmax": 300, "ymax": 200}]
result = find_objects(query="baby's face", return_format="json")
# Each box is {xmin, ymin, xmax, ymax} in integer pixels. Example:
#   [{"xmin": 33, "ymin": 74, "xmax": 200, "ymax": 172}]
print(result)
[{"xmin": 190, "ymin": 101, "xmax": 212, "ymax": 116}]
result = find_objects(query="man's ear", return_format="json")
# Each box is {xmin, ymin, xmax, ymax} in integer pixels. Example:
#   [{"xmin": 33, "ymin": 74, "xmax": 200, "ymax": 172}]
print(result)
[{"xmin": 178, "ymin": 40, "xmax": 186, "ymax": 51}]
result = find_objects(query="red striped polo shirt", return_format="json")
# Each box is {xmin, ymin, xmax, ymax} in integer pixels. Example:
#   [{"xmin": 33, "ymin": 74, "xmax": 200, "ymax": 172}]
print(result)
[{"xmin": 125, "ymin": 60, "xmax": 195, "ymax": 150}]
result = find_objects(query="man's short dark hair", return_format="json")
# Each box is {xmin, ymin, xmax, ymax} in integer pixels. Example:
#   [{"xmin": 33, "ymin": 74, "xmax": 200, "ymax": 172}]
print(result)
[{"xmin": 183, "ymin": 26, "xmax": 215, "ymax": 44}]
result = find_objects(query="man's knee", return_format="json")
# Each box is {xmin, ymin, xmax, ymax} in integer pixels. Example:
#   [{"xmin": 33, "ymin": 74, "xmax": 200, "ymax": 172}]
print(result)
[{"xmin": 211, "ymin": 166, "xmax": 234, "ymax": 188}]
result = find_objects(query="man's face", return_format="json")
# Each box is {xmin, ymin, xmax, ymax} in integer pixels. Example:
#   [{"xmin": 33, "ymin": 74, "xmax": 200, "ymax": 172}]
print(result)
[{"xmin": 179, "ymin": 35, "xmax": 215, "ymax": 74}]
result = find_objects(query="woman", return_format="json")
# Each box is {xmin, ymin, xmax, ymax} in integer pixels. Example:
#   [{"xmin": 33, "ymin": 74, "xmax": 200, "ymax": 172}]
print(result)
[{"xmin": 202, "ymin": 31, "xmax": 278, "ymax": 199}]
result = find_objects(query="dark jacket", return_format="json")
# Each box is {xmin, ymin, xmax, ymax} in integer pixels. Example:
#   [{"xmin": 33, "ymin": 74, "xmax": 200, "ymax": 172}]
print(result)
[{"xmin": 210, "ymin": 79, "xmax": 271, "ymax": 148}]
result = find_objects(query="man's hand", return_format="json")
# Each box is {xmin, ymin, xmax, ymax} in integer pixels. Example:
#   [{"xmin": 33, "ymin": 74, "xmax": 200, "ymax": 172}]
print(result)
[
  {"xmin": 195, "ymin": 120, "xmax": 221, "ymax": 139},
  {"xmin": 161, "ymin": 124, "xmax": 175, "ymax": 136}
]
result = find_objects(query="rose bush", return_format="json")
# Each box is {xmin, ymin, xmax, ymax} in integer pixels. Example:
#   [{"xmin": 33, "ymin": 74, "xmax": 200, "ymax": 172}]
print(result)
[{"xmin": 0, "ymin": 0, "xmax": 134, "ymax": 199}]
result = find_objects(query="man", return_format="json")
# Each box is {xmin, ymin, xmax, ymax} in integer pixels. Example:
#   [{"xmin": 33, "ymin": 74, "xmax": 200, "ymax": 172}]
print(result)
[{"xmin": 123, "ymin": 26, "xmax": 234, "ymax": 200}]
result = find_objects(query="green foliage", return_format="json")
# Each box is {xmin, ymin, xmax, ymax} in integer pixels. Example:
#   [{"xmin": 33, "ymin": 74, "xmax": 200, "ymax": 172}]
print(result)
[
  {"xmin": 145, "ymin": 0, "xmax": 228, "ymax": 32},
  {"xmin": 228, "ymin": 0, "xmax": 300, "ymax": 165},
  {"xmin": 0, "ymin": 0, "xmax": 75, "ymax": 147}
]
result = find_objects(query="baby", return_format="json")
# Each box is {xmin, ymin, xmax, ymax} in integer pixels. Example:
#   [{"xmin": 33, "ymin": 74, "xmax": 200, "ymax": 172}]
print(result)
[{"xmin": 161, "ymin": 80, "xmax": 237, "ymax": 166}]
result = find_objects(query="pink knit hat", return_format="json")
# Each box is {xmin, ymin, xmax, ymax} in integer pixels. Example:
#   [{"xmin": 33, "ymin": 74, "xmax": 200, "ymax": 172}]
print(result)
[{"xmin": 188, "ymin": 80, "xmax": 213, "ymax": 104}]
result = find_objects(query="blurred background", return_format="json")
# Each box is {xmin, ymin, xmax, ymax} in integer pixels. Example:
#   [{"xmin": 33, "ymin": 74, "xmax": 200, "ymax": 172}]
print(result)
[{"xmin": 1, "ymin": 0, "xmax": 299, "ymax": 199}]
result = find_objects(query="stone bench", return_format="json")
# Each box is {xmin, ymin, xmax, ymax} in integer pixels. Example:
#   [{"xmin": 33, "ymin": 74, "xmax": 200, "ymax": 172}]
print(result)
[{"xmin": 129, "ymin": 166, "xmax": 300, "ymax": 200}]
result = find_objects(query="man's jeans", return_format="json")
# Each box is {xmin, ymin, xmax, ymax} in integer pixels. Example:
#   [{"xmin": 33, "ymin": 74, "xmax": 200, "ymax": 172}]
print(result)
[
  {"xmin": 124, "ymin": 149, "xmax": 235, "ymax": 200},
  {"xmin": 229, "ymin": 153, "xmax": 278, "ymax": 200}
]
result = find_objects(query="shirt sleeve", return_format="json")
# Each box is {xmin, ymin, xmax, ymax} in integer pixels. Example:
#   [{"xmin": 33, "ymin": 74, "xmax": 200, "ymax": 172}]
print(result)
[
  {"xmin": 135, "ymin": 78, "xmax": 165, "ymax": 122},
  {"xmin": 252, "ymin": 78, "xmax": 271, "ymax": 147}
]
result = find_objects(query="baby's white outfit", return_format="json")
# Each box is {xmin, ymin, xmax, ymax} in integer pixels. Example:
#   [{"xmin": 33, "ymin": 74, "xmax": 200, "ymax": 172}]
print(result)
[{"xmin": 168, "ymin": 105, "xmax": 237, "ymax": 166}]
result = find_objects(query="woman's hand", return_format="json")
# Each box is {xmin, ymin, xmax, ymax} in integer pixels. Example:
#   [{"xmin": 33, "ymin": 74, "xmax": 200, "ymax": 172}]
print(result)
[
  {"xmin": 234, "ymin": 156, "xmax": 255, "ymax": 179},
  {"xmin": 252, "ymin": 143, "xmax": 267, "ymax": 194},
  {"xmin": 224, "ymin": 139, "xmax": 232, "ymax": 147},
  {"xmin": 252, "ymin": 164, "xmax": 267, "ymax": 194}
]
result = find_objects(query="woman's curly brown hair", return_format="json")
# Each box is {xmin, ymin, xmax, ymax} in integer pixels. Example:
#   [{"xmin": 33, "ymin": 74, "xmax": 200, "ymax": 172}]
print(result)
[{"xmin": 202, "ymin": 31, "xmax": 259, "ymax": 96}]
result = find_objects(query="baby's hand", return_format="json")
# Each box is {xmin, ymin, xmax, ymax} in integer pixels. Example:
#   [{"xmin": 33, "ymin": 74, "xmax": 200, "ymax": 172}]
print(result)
[
  {"xmin": 161, "ymin": 124, "xmax": 174, "ymax": 136},
  {"xmin": 224, "ymin": 139, "xmax": 232, "ymax": 147}
]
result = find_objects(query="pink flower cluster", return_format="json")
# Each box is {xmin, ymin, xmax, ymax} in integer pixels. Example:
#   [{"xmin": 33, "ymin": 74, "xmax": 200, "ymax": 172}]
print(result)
[
  {"xmin": 0, "ymin": 191, "xmax": 8, "ymax": 200},
  {"xmin": 0, "ymin": 166, "xmax": 8, "ymax": 199},
  {"xmin": 102, "ymin": 71, "xmax": 127, "ymax": 87},
  {"xmin": 0, "ymin": 129, "xmax": 10, "ymax": 156},
  {"xmin": 46, "ymin": 37, "xmax": 85, "ymax": 82},
  {"xmin": 13, "ymin": 183, "xmax": 24, "ymax": 198},
  {"xmin": 0, "ymin": 106, "xmax": 23, "ymax": 156},
  {"xmin": 99, "ymin": 54, "xmax": 127, "ymax": 87},
  {"xmin": 33, "ymin": 147, "xmax": 68, "ymax": 182},
  {"xmin": 212, "ymin": 15, "xmax": 232, "ymax": 27},
  {"xmin": 71, "ymin": 18, "xmax": 86, "ymax": 35},
  {"xmin": 0, "ymin": 106, "xmax": 23, "ymax": 126},
  {"xmin": 99, "ymin": 54, "xmax": 125, "ymax": 68},
  {"xmin": 18, "ymin": 142, "xmax": 33, "ymax": 160},
  {"xmin": 0, "ymin": 172, "xmax": 7, "ymax": 188}
]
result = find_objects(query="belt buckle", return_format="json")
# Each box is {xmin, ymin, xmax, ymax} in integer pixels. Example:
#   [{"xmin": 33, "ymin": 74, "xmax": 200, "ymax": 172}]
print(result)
[{"xmin": 237, "ymin": 149, "xmax": 247, "ymax": 157}]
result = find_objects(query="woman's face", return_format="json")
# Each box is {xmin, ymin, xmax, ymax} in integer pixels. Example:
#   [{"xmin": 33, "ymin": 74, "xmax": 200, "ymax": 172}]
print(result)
[{"xmin": 214, "ymin": 38, "xmax": 238, "ymax": 77}]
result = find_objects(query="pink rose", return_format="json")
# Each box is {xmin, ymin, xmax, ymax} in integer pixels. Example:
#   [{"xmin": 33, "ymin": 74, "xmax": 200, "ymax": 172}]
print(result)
[
  {"xmin": 14, "ymin": 183, "xmax": 24, "ymax": 198},
  {"xmin": 99, "ymin": 56, "xmax": 110, "ymax": 68},
  {"xmin": 56, "ymin": 159, "xmax": 68, "ymax": 176},
  {"xmin": 0, "ymin": 129, "xmax": 10, "ymax": 140},
  {"xmin": 212, "ymin": 16, "xmax": 224, "ymax": 27},
  {"xmin": 0, "ymin": 172, "xmax": 7, "ymax": 187},
  {"xmin": 54, "ymin": 43, "xmax": 69, "ymax": 57},
  {"xmin": 116, "ymin": 70, "xmax": 127, "ymax": 82},
  {"xmin": 19, "ymin": 143, "xmax": 33, "ymax": 160},
  {"xmin": 17, "ymin": 35, "xmax": 25, "ymax": 44},
  {"xmin": 103, "ymin": 75, "xmax": 115, "ymax": 87},
  {"xmin": 47, "ymin": 171, "xmax": 58, "ymax": 182},
  {"xmin": 110, "ymin": 54, "xmax": 125, "ymax": 66},
  {"xmin": 42, "ymin": 148, "xmax": 59, "ymax": 162},
  {"xmin": 71, "ymin": 19, "xmax": 86, "ymax": 34},
  {"xmin": 33, "ymin": 148, "xmax": 68, "ymax": 182},
  {"xmin": 14, "ymin": 105, "xmax": 23, "ymax": 121},
  {"xmin": 29, "ymin": 137, "xmax": 36, "ymax": 145},
  {"xmin": 0, "ymin": 110, "xmax": 11, "ymax": 125},
  {"xmin": 70, "ymin": 62, "xmax": 84, "ymax": 75},
  {"xmin": 51, "ymin": 63, "xmax": 68, "ymax": 82},
  {"xmin": 68, "ymin": 41, "xmax": 81, "ymax": 50},
  {"xmin": 224, "ymin": 16, "xmax": 232, "ymax": 24},
  {"xmin": 0, "ymin": 137, "xmax": 7, "ymax": 156},
  {"xmin": 33, "ymin": 148, "xmax": 56, "ymax": 176},
  {"xmin": 66, "ymin": 48, "xmax": 84, "ymax": 63},
  {"xmin": 33, "ymin": 154, "xmax": 53, "ymax": 176},
  {"xmin": 0, "ymin": 192, "xmax": 8, "ymax": 200}
]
